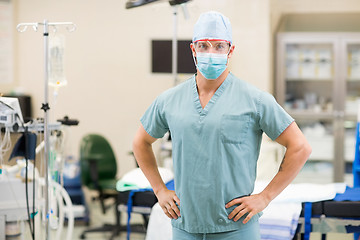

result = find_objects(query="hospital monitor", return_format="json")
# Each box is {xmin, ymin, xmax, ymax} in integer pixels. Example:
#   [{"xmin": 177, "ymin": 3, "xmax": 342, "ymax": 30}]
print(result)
[
  {"xmin": 152, "ymin": 40, "xmax": 196, "ymax": 74},
  {"xmin": 0, "ymin": 97, "xmax": 24, "ymax": 127}
]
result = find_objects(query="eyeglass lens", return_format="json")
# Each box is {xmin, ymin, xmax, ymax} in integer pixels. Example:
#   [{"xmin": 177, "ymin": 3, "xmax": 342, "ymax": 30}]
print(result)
[{"xmin": 195, "ymin": 41, "xmax": 230, "ymax": 53}]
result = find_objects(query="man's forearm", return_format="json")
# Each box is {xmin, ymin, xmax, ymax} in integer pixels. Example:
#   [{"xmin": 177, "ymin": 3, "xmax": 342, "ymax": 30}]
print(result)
[{"xmin": 260, "ymin": 142, "xmax": 311, "ymax": 203}]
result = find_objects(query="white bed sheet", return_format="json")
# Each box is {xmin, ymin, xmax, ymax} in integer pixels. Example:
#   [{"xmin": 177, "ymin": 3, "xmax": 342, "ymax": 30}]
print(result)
[{"xmin": 145, "ymin": 182, "xmax": 346, "ymax": 240}]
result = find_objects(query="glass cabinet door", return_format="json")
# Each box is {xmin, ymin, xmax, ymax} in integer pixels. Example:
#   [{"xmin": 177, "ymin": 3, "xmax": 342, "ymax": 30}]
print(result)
[
  {"xmin": 279, "ymin": 40, "xmax": 337, "ymax": 172},
  {"xmin": 345, "ymin": 43, "xmax": 360, "ymax": 116},
  {"xmin": 283, "ymin": 43, "xmax": 334, "ymax": 114},
  {"xmin": 342, "ymin": 39, "xmax": 360, "ymax": 186},
  {"xmin": 344, "ymin": 119, "xmax": 356, "ymax": 185},
  {"xmin": 293, "ymin": 118, "xmax": 335, "ymax": 184},
  {"xmin": 276, "ymin": 34, "xmax": 339, "ymax": 183},
  {"xmin": 277, "ymin": 33, "xmax": 360, "ymax": 183}
]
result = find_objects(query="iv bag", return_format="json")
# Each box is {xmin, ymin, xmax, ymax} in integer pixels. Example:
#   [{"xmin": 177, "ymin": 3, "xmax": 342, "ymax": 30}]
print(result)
[{"xmin": 49, "ymin": 34, "xmax": 67, "ymax": 88}]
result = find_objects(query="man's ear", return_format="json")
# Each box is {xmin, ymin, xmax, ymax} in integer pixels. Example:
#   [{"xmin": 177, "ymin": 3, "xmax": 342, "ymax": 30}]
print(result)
[
  {"xmin": 228, "ymin": 44, "xmax": 235, "ymax": 58},
  {"xmin": 190, "ymin": 43, "xmax": 196, "ymax": 57}
]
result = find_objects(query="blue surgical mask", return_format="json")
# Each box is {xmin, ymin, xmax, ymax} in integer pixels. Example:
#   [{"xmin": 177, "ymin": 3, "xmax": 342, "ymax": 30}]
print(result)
[{"xmin": 194, "ymin": 52, "xmax": 228, "ymax": 80}]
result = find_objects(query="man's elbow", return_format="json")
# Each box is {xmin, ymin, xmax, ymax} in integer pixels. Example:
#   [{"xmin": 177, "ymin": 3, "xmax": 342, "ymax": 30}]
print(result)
[
  {"xmin": 132, "ymin": 136, "xmax": 146, "ymax": 154},
  {"xmin": 132, "ymin": 129, "xmax": 153, "ymax": 154},
  {"xmin": 132, "ymin": 130, "xmax": 144, "ymax": 155},
  {"xmin": 132, "ymin": 138, "xmax": 139, "ymax": 154},
  {"xmin": 301, "ymin": 141, "xmax": 312, "ymax": 163}
]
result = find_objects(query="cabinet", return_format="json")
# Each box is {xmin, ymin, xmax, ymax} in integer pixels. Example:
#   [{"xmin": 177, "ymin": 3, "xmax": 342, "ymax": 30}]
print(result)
[{"xmin": 276, "ymin": 32, "xmax": 360, "ymax": 183}]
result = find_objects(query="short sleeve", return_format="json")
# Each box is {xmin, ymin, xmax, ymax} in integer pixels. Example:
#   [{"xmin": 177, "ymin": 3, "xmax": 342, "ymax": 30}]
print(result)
[
  {"xmin": 140, "ymin": 96, "xmax": 169, "ymax": 139},
  {"xmin": 258, "ymin": 92, "xmax": 294, "ymax": 141}
]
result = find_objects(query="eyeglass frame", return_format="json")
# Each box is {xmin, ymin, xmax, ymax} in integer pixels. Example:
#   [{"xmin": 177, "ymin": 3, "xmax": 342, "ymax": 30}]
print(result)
[{"xmin": 192, "ymin": 39, "xmax": 232, "ymax": 54}]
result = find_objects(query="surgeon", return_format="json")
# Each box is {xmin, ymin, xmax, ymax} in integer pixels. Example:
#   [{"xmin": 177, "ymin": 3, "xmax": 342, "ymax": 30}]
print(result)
[{"xmin": 133, "ymin": 11, "xmax": 312, "ymax": 239}]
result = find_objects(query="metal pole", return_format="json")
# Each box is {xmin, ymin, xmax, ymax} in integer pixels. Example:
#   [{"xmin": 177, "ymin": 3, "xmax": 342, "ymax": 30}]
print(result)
[
  {"xmin": 16, "ymin": 20, "xmax": 75, "ymax": 240},
  {"xmin": 172, "ymin": 5, "xmax": 178, "ymax": 86},
  {"xmin": 43, "ymin": 19, "xmax": 51, "ymax": 240}
]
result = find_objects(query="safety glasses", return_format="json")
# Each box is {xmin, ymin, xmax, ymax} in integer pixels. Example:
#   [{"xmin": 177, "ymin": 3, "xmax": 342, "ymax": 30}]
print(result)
[{"xmin": 194, "ymin": 40, "xmax": 231, "ymax": 54}]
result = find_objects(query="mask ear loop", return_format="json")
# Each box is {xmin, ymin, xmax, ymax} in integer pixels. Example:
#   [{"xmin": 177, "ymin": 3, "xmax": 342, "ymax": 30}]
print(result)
[
  {"xmin": 192, "ymin": 42, "xmax": 198, "ymax": 69},
  {"xmin": 227, "ymin": 44, "xmax": 232, "ymax": 55},
  {"xmin": 225, "ymin": 43, "xmax": 233, "ymax": 65}
]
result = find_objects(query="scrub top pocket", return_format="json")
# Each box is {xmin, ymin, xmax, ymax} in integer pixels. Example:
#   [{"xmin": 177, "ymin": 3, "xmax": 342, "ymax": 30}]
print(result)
[{"xmin": 220, "ymin": 114, "xmax": 250, "ymax": 144}]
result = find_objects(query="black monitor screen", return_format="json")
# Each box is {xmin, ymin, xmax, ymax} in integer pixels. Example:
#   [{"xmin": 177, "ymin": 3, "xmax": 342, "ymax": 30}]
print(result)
[{"xmin": 152, "ymin": 40, "xmax": 196, "ymax": 74}]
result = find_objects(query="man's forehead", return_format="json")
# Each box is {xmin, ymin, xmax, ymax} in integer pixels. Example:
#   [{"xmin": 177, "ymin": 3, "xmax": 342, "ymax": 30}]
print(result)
[{"xmin": 195, "ymin": 39, "xmax": 230, "ymax": 44}]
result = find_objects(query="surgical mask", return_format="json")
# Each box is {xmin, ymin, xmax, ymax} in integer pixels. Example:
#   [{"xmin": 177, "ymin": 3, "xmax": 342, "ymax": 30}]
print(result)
[{"xmin": 194, "ymin": 52, "xmax": 228, "ymax": 80}]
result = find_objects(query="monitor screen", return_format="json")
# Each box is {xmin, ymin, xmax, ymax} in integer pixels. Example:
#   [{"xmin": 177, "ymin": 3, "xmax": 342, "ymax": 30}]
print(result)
[{"xmin": 152, "ymin": 40, "xmax": 196, "ymax": 74}]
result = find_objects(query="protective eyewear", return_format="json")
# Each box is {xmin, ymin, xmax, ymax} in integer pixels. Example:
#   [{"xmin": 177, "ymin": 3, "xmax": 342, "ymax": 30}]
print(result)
[{"xmin": 194, "ymin": 40, "xmax": 231, "ymax": 54}]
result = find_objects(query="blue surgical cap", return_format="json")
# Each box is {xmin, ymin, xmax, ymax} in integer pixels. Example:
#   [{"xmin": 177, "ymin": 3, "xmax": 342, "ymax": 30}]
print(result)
[{"xmin": 192, "ymin": 11, "xmax": 232, "ymax": 44}]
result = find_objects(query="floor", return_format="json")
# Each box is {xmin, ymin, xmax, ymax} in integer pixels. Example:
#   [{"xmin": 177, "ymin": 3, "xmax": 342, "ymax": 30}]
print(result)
[
  {"xmin": 68, "ymin": 201, "xmax": 147, "ymax": 240},
  {"xmin": 21, "ymin": 198, "xmax": 147, "ymax": 240}
]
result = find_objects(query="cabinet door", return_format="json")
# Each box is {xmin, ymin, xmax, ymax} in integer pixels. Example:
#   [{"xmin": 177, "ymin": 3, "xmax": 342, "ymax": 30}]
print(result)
[
  {"xmin": 340, "ymin": 36, "xmax": 360, "ymax": 185},
  {"xmin": 276, "ymin": 34, "xmax": 340, "ymax": 183},
  {"xmin": 342, "ymin": 38, "xmax": 360, "ymax": 116},
  {"xmin": 276, "ymin": 35, "xmax": 337, "ymax": 115},
  {"xmin": 294, "ymin": 118, "xmax": 335, "ymax": 184}
]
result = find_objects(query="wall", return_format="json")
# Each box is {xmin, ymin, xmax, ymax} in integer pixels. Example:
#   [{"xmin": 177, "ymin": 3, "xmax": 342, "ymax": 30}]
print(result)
[
  {"xmin": 3, "ymin": 0, "xmax": 272, "ymax": 177},
  {"xmin": 6, "ymin": 0, "xmax": 360, "ymax": 177},
  {"xmin": 271, "ymin": 0, "xmax": 360, "ymax": 34}
]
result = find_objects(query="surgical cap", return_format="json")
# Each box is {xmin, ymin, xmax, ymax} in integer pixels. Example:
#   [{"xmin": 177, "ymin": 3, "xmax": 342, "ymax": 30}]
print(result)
[{"xmin": 192, "ymin": 11, "xmax": 232, "ymax": 44}]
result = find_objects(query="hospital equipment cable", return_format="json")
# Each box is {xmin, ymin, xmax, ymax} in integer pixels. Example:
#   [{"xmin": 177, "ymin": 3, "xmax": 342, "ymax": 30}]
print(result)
[
  {"xmin": 1, "ymin": 96, "xmax": 41, "ymax": 239},
  {"xmin": 24, "ymin": 126, "xmax": 35, "ymax": 240},
  {"xmin": 14, "ymin": 117, "xmax": 36, "ymax": 240},
  {"xmin": 0, "ymin": 99, "xmax": 36, "ymax": 239},
  {"xmin": 10, "ymin": 110, "xmax": 36, "ymax": 240}
]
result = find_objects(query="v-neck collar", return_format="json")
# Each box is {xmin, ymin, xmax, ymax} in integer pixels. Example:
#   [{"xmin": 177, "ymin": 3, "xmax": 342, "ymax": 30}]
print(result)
[{"xmin": 192, "ymin": 73, "xmax": 231, "ymax": 116}]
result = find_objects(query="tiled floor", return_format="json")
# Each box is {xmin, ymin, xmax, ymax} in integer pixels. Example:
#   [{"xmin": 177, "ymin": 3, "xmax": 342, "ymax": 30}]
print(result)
[
  {"xmin": 67, "ymin": 201, "xmax": 147, "ymax": 240},
  {"xmin": 22, "ymin": 199, "xmax": 146, "ymax": 240}
]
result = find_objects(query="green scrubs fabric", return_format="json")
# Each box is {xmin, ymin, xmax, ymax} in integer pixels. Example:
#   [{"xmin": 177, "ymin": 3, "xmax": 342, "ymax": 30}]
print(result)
[
  {"xmin": 172, "ymin": 220, "xmax": 260, "ymax": 240},
  {"xmin": 140, "ymin": 73, "xmax": 294, "ymax": 234}
]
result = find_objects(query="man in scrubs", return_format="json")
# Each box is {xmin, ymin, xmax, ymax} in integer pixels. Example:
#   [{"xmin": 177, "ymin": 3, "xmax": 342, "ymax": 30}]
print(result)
[{"xmin": 133, "ymin": 11, "xmax": 312, "ymax": 239}]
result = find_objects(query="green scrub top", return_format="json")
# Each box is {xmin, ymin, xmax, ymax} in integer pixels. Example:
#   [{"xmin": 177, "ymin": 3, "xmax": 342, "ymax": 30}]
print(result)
[{"xmin": 140, "ymin": 73, "xmax": 294, "ymax": 233}]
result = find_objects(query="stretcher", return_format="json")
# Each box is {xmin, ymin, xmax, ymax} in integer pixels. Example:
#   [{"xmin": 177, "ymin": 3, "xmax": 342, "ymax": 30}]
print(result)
[{"xmin": 295, "ymin": 187, "xmax": 360, "ymax": 240}]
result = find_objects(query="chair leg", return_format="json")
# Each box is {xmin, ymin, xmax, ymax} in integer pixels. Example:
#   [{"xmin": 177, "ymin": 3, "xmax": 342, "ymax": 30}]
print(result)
[
  {"xmin": 80, "ymin": 224, "xmax": 116, "ymax": 239},
  {"xmin": 80, "ymin": 195, "xmax": 125, "ymax": 240},
  {"xmin": 109, "ymin": 195, "xmax": 125, "ymax": 239},
  {"xmin": 142, "ymin": 214, "xmax": 150, "ymax": 227}
]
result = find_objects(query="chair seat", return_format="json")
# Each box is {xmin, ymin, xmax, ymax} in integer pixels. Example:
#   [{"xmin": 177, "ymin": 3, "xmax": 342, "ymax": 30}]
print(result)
[{"xmin": 88, "ymin": 179, "xmax": 118, "ymax": 190}]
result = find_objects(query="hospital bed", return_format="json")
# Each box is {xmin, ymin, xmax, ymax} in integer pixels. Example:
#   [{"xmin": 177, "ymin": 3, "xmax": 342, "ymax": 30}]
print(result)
[
  {"xmin": 142, "ymin": 181, "xmax": 360, "ymax": 240},
  {"xmin": 296, "ymin": 197, "xmax": 360, "ymax": 240}
]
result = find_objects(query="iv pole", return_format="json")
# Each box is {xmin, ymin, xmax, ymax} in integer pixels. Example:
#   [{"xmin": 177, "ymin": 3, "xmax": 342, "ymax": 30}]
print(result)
[
  {"xmin": 171, "ymin": 2, "xmax": 189, "ymax": 86},
  {"xmin": 172, "ymin": 5, "xmax": 178, "ymax": 86},
  {"xmin": 16, "ymin": 20, "xmax": 76, "ymax": 240}
]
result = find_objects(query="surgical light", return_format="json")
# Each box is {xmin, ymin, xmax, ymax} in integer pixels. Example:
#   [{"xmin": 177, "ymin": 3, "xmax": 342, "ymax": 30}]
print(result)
[
  {"xmin": 125, "ymin": 0, "xmax": 190, "ymax": 9},
  {"xmin": 125, "ymin": 0, "xmax": 161, "ymax": 9},
  {"xmin": 125, "ymin": 0, "xmax": 192, "ymax": 86}
]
